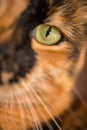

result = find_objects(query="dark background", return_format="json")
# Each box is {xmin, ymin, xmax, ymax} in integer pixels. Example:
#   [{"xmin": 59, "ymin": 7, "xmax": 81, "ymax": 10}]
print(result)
[{"xmin": 76, "ymin": 52, "xmax": 87, "ymax": 100}]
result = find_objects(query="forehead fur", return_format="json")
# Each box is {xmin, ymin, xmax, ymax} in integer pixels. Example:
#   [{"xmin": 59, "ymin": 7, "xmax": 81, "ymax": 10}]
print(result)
[{"xmin": 0, "ymin": 0, "xmax": 87, "ymax": 38}]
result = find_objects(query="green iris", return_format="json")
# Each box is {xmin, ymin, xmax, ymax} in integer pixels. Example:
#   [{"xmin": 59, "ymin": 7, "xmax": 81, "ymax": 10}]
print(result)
[{"xmin": 35, "ymin": 24, "xmax": 62, "ymax": 45}]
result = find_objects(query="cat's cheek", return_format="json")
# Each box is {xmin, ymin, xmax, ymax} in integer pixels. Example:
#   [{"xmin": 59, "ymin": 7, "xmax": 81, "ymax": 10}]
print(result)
[
  {"xmin": 31, "ymin": 38, "xmax": 74, "ymax": 93},
  {"xmin": 31, "ymin": 38, "xmax": 70, "ymax": 64}
]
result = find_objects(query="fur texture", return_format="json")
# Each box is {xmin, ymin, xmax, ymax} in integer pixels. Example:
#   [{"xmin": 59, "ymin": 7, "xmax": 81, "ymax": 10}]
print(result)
[{"xmin": 0, "ymin": 0, "xmax": 87, "ymax": 130}]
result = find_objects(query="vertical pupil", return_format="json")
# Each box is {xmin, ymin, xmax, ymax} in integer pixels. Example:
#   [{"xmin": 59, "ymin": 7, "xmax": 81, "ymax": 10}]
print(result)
[{"xmin": 46, "ymin": 26, "xmax": 52, "ymax": 37}]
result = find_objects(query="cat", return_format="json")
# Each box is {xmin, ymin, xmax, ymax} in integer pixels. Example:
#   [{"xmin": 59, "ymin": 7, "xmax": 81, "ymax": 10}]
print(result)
[{"xmin": 0, "ymin": 0, "xmax": 87, "ymax": 130}]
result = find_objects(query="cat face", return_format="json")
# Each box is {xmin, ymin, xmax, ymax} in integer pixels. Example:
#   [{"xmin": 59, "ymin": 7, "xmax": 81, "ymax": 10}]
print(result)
[{"xmin": 0, "ymin": 0, "xmax": 87, "ymax": 130}]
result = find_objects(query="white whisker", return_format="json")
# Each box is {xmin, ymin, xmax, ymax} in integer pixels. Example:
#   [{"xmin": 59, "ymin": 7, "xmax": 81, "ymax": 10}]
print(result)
[
  {"xmin": 34, "ymin": 105, "xmax": 54, "ymax": 130},
  {"xmin": 20, "ymin": 81, "xmax": 43, "ymax": 130},
  {"xmin": 19, "ymin": 89, "xmax": 38, "ymax": 130},
  {"xmin": 22, "ymin": 78, "xmax": 62, "ymax": 130},
  {"xmin": 73, "ymin": 88, "xmax": 86, "ymax": 106},
  {"xmin": 37, "ymin": 89, "xmax": 62, "ymax": 125},
  {"xmin": 24, "ymin": 92, "xmax": 43, "ymax": 130},
  {"xmin": 26, "ymin": 86, "xmax": 54, "ymax": 130}
]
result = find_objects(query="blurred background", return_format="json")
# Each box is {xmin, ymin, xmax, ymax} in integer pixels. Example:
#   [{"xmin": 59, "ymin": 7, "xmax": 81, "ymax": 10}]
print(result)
[
  {"xmin": 76, "ymin": 52, "xmax": 87, "ymax": 100},
  {"xmin": 60, "ymin": 52, "xmax": 87, "ymax": 130}
]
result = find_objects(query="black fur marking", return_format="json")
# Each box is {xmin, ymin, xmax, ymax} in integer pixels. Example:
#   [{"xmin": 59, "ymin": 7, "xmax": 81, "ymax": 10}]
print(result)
[
  {"xmin": 68, "ymin": 47, "xmax": 80, "ymax": 60},
  {"xmin": 0, "ymin": 0, "xmax": 49, "ymax": 85},
  {"xmin": 0, "ymin": 0, "xmax": 86, "ymax": 85},
  {"xmin": 52, "ymin": 0, "xmax": 65, "ymax": 6}
]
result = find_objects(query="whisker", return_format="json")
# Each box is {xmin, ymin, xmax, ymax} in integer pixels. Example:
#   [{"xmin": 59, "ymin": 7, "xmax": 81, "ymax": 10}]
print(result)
[
  {"xmin": 20, "ymin": 81, "xmax": 43, "ymax": 130},
  {"xmin": 19, "ymin": 88, "xmax": 38, "ymax": 130},
  {"xmin": 24, "ymin": 92, "xmax": 42, "ymax": 130},
  {"xmin": 36, "ymin": 89, "xmax": 63, "ymax": 125},
  {"xmin": 36, "ymin": 108, "xmax": 54, "ymax": 130},
  {"xmin": 34, "ymin": 104, "xmax": 54, "ymax": 130},
  {"xmin": 30, "ymin": 89, "xmax": 62, "ymax": 130},
  {"xmin": 25, "ymin": 92, "xmax": 43, "ymax": 130},
  {"xmin": 29, "ymin": 87, "xmax": 62, "ymax": 130},
  {"xmin": 26, "ymin": 86, "xmax": 54, "ymax": 130},
  {"xmin": 73, "ymin": 87, "xmax": 86, "ymax": 106},
  {"xmin": 22, "ymin": 78, "xmax": 62, "ymax": 130}
]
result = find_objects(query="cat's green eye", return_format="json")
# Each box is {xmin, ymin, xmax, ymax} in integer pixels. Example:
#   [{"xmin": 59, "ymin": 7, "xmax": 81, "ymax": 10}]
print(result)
[{"xmin": 35, "ymin": 24, "xmax": 62, "ymax": 45}]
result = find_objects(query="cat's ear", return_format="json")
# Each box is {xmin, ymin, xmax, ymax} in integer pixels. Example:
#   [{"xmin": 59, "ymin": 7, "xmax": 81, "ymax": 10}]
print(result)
[{"xmin": 0, "ymin": 0, "xmax": 8, "ymax": 17}]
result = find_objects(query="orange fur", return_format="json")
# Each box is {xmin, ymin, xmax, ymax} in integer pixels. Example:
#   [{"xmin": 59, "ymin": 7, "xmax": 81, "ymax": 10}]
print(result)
[{"xmin": 0, "ymin": 0, "xmax": 87, "ymax": 130}]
